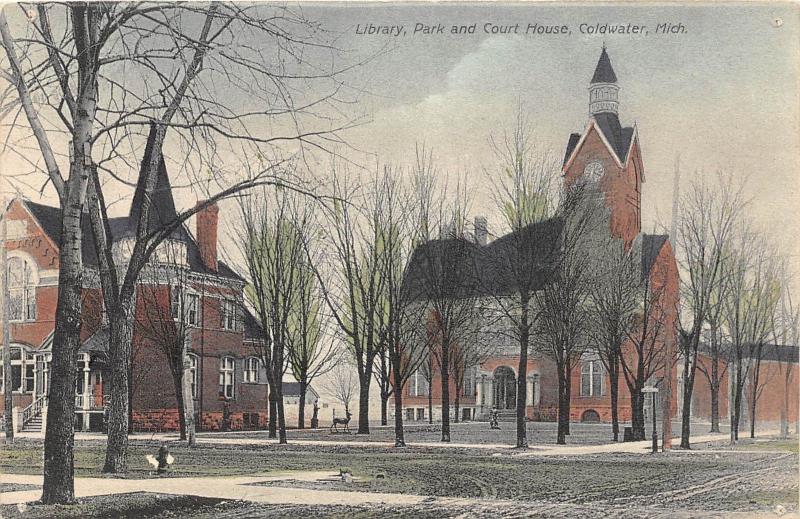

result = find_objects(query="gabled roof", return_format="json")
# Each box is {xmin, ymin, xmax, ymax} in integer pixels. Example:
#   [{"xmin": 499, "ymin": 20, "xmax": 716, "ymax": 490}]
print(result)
[
  {"xmin": 591, "ymin": 47, "xmax": 617, "ymax": 84},
  {"xmin": 562, "ymin": 116, "xmax": 636, "ymax": 168},
  {"xmin": 243, "ymin": 307, "xmax": 263, "ymax": 340}
]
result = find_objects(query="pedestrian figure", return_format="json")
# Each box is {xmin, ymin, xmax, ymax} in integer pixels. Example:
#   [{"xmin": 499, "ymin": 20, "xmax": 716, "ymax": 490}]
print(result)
[
  {"xmin": 311, "ymin": 400, "xmax": 320, "ymax": 429},
  {"xmin": 490, "ymin": 407, "xmax": 500, "ymax": 429}
]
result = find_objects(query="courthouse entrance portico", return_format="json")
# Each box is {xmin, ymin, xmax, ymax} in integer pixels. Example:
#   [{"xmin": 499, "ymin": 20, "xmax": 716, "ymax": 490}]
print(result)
[{"xmin": 493, "ymin": 366, "xmax": 516, "ymax": 410}]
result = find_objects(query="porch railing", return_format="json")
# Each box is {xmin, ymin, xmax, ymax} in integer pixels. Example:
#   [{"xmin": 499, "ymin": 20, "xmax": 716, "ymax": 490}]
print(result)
[
  {"xmin": 75, "ymin": 394, "xmax": 106, "ymax": 411},
  {"xmin": 21, "ymin": 394, "xmax": 48, "ymax": 427}
]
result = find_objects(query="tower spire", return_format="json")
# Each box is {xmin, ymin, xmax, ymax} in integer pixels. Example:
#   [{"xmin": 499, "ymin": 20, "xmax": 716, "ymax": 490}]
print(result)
[{"xmin": 589, "ymin": 46, "xmax": 619, "ymax": 115}]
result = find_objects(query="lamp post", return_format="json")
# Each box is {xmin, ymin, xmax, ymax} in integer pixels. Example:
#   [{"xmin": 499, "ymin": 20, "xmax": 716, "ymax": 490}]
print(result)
[{"xmin": 642, "ymin": 386, "xmax": 659, "ymax": 454}]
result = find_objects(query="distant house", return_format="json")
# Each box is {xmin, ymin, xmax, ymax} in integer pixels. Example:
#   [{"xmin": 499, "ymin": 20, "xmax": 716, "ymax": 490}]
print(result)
[{"xmin": 281, "ymin": 381, "xmax": 321, "ymax": 428}]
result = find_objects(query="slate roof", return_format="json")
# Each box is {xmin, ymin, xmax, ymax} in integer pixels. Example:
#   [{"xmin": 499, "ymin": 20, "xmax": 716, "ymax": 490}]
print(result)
[
  {"xmin": 403, "ymin": 217, "xmax": 563, "ymax": 301},
  {"xmin": 593, "ymin": 112, "xmax": 635, "ymax": 163},
  {"xmin": 23, "ymin": 199, "xmax": 242, "ymax": 281},
  {"xmin": 640, "ymin": 234, "xmax": 668, "ymax": 280},
  {"xmin": 282, "ymin": 381, "xmax": 319, "ymax": 399},
  {"xmin": 591, "ymin": 47, "xmax": 617, "ymax": 84},
  {"xmin": 81, "ymin": 327, "xmax": 109, "ymax": 354},
  {"xmin": 243, "ymin": 307, "xmax": 263, "ymax": 341},
  {"xmin": 404, "ymin": 221, "xmax": 671, "ymax": 302}
]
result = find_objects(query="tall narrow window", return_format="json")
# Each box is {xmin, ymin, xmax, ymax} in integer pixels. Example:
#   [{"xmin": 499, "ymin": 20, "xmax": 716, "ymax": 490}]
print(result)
[
  {"xmin": 463, "ymin": 366, "xmax": 477, "ymax": 397},
  {"xmin": 8, "ymin": 257, "xmax": 36, "ymax": 321},
  {"xmin": 408, "ymin": 370, "xmax": 429, "ymax": 397},
  {"xmin": 581, "ymin": 360, "xmax": 604, "ymax": 397},
  {"xmin": 243, "ymin": 357, "xmax": 259, "ymax": 383},
  {"xmin": 219, "ymin": 357, "xmax": 235, "ymax": 399},
  {"xmin": 188, "ymin": 354, "xmax": 198, "ymax": 399},
  {"xmin": 186, "ymin": 293, "xmax": 199, "ymax": 325},
  {"xmin": 221, "ymin": 299, "xmax": 237, "ymax": 331},
  {"xmin": 170, "ymin": 287, "xmax": 181, "ymax": 319}
]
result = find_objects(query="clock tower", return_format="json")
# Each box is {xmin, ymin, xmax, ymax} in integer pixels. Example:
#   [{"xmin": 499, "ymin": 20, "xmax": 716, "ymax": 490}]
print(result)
[{"xmin": 562, "ymin": 47, "xmax": 644, "ymax": 248}]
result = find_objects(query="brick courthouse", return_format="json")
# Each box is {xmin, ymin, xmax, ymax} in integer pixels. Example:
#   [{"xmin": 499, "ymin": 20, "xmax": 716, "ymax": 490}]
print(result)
[
  {"xmin": 396, "ymin": 48, "xmax": 799, "ymax": 433},
  {"xmin": 1, "ymin": 131, "xmax": 268, "ymax": 433}
]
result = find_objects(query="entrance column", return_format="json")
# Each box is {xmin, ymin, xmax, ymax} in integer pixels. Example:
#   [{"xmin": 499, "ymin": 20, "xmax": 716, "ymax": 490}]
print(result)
[
  {"xmin": 485, "ymin": 375, "xmax": 494, "ymax": 417},
  {"xmin": 533, "ymin": 373, "xmax": 541, "ymax": 406},
  {"xmin": 526, "ymin": 375, "xmax": 534, "ymax": 407},
  {"xmin": 475, "ymin": 374, "xmax": 483, "ymax": 415}
]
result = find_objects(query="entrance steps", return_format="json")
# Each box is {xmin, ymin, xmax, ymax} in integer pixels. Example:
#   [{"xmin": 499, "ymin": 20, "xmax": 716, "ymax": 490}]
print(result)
[{"xmin": 22, "ymin": 414, "xmax": 42, "ymax": 432}]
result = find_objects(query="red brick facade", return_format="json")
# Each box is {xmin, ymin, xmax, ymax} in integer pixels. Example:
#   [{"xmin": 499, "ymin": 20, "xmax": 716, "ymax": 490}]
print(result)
[{"xmin": 1, "ymin": 198, "xmax": 269, "ymax": 432}]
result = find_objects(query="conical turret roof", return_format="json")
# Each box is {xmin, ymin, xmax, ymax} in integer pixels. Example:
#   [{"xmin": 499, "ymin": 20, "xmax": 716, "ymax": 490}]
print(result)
[
  {"xmin": 591, "ymin": 47, "xmax": 617, "ymax": 84},
  {"xmin": 129, "ymin": 123, "xmax": 180, "ymax": 236}
]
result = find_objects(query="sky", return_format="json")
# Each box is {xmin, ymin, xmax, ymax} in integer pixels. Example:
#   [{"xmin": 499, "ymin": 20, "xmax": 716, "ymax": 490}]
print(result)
[{"xmin": 2, "ymin": 2, "xmax": 799, "ymax": 416}]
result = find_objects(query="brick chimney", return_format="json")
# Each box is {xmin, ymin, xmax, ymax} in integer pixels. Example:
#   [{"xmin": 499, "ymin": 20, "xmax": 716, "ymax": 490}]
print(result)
[
  {"xmin": 474, "ymin": 216, "xmax": 488, "ymax": 246},
  {"xmin": 196, "ymin": 201, "xmax": 218, "ymax": 272}
]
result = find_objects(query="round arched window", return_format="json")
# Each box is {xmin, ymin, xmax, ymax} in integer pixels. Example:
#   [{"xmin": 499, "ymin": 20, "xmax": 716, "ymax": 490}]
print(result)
[{"xmin": 8, "ymin": 257, "xmax": 36, "ymax": 321}]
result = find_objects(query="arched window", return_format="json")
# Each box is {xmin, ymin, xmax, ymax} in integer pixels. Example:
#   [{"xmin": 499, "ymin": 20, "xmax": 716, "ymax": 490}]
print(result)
[
  {"xmin": 187, "ymin": 354, "xmax": 198, "ymax": 399},
  {"xmin": 219, "ymin": 356, "xmax": 235, "ymax": 399},
  {"xmin": 8, "ymin": 257, "xmax": 36, "ymax": 321},
  {"xmin": 408, "ymin": 369, "xmax": 429, "ymax": 397},
  {"xmin": 243, "ymin": 357, "xmax": 260, "ymax": 383},
  {"xmin": 581, "ymin": 360, "xmax": 604, "ymax": 397}
]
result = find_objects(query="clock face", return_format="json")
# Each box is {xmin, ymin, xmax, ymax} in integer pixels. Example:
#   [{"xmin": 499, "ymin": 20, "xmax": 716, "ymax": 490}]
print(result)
[{"xmin": 583, "ymin": 160, "xmax": 604, "ymax": 182}]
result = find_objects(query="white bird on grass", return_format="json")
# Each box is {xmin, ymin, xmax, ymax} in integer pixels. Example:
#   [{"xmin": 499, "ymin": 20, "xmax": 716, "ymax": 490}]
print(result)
[{"xmin": 145, "ymin": 453, "xmax": 175, "ymax": 468}]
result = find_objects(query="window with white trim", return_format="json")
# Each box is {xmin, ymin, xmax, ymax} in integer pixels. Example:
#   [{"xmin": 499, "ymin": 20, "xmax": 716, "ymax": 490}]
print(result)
[
  {"xmin": 188, "ymin": 354, "xmax": 198, "ymax": 399},
  {"xmin": 8, "ymin": 257, "xmax": 36, "ymax": 321},
  {"xmin": 221, "ymin": 299, "xmax": 237, "ymax": 331},
  {"xmin": 219, "ymin": 356, "xmax": 235, "ymax": 399},
  {"xmin": 171, "ymin": 287, "xmax": 200, "ymax": 326},
  {"xmin": 243, "ymin": 357, "xmax": 259, "ymax": 383},
  {"xmin": 408, "ymin": 369, "xmax": 429, "ymax": 397},
  {"xmin": 0, "ymin": 347, "xmax": 34, "ymax": 393},
  {"xmin": 581, "ymin": 360, "xmax": 604, "ymax": 397}
]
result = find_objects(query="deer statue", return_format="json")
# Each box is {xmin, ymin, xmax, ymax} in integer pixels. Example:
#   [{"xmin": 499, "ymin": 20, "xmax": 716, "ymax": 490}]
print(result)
[{"xmin": 330, "ymin": 409, "xmax": 352, "ymax": 434}]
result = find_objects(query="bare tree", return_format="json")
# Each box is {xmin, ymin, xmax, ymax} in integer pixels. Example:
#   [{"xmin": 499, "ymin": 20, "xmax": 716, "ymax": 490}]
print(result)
[
  {"xmin": 675, "ymin": 172, "xmax": 743, "ymax": 449},
  {"xmin": 534, "ymin": 184, "xmax": 602, "ymax": 445},
  {"xmin": 588, "ymin": 238, "xmax": 638, "ymax": 442},
  {"xmin": 311, "ymin": 167, "xmax": 387, "ymax": 435},
  {"xmin": 324, "ymin": 360, "xmax": 358, "ymax": 416},
  {"xmin": 407, "ymin": 151, "xmax": 479, "ymax": 442},
  {"xmin": 722, "ymin": 228, "xmax": 778, "ymax": 441},
  {"xmin": 696, "ymin": 270, "xmax": 730, "ymax": 434},
  {"xmin": 237, "ymin": 186, "xmax": 313, "ymax": 444},
  {"xmin": 620, "ymin": 242, "xmax": 673, "ymax": 441},
  {"xmin": 135, "ymin": 243, "xmax": 198, "ymax": 446},
  {"xmin": 485, "ymin": 109, "xmax": 559, "ymax": 447},
  {"xmin": 1, "ymin": 2, "xmax": 360, "ymax": 497},
  {"xmin": 286, "ymin": 251, "xmax": 339, "ymax": 429},
  {"xmin": 773, "ymin": 264, "xmax": 798, "ymax": 439}
]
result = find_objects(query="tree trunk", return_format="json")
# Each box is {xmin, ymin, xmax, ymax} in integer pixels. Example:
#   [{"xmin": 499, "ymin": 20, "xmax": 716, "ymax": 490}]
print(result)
[
  {"xmin": 453, "ymin": 389, "xmax": 460, "ymax": 424},
  {"xmin": 709, "ymin": 327, "xmax": 721, "ymax": 433},
  {"xmin": 41, "ymin": 198, "xmax": 86, "ymax": 504},
  {"xmin": 103, "ymin": 303, "xmax": 135, "ymax": 473},
  {"xmin": 298, "ymin": 380, "xmax": 306, "ymax": 429},
  {"xmin": 172, "ymin": 367, "xmax": 187, "ymax": 440},
  {"xmin": 440, "ymin": 342, "xmax": 451, "ymax": 442},
  {"xmin": 357, "ymin": 374, "xmax": 371, "ymax": 434},
  {"xmin": 268, "ymin": 387, "xmax": 277, "ymax": 438},
  {"xmin": 609, "ymin": 358, "xmax": 619, "ymax": 442},
  {"xmin": 2, "ymin": 213, "xmax": 12, "ymax": 443},
  {"xmin": 564, "ymin": 363, "xmax": 572, "ymax": 435},
  {"xmin": 556, "ymin": 364, "xmax": 567, "ymax": 445},
  {"xmin": 181, "ymin": 361, "xmax": 196, "ymax": 447},
  {"xmin": 392, "ymin": 374, "xmax": 406, "ymax": 447},
  {"xmin": 630, "ymin": 389, "xmax": 645, "ymax": 440},
  {"xmin": 781, "ymin": 369, "xmax": 791, "ymax": 439},
  {"xmin": 749, "ymin": 351, "xmax": 762, "ymax": 439},
  {"xmin": 732, "ymin": 357, "xmax": 745, "ymax": 443},
  {"xmin": 680, "ymin": 347, "xmax": 695, "ymax": 449},
  {"xmin": 710, "ymin": 383, "xmax": 720, "ymax": 434},
  {"xmin": 427, "ymin": 383, "xmax": 433, "ymax": 424},
  {"xmin": 380, "ymin": 391, "xmax": 388, "ymax": 426},
  {"xmin": 276, "ymin": 384, "xmax": 287, "ymax": 444},
  {"xmin": 516, "ymin": 316, "xmax": 529, "ymax": 448}
]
